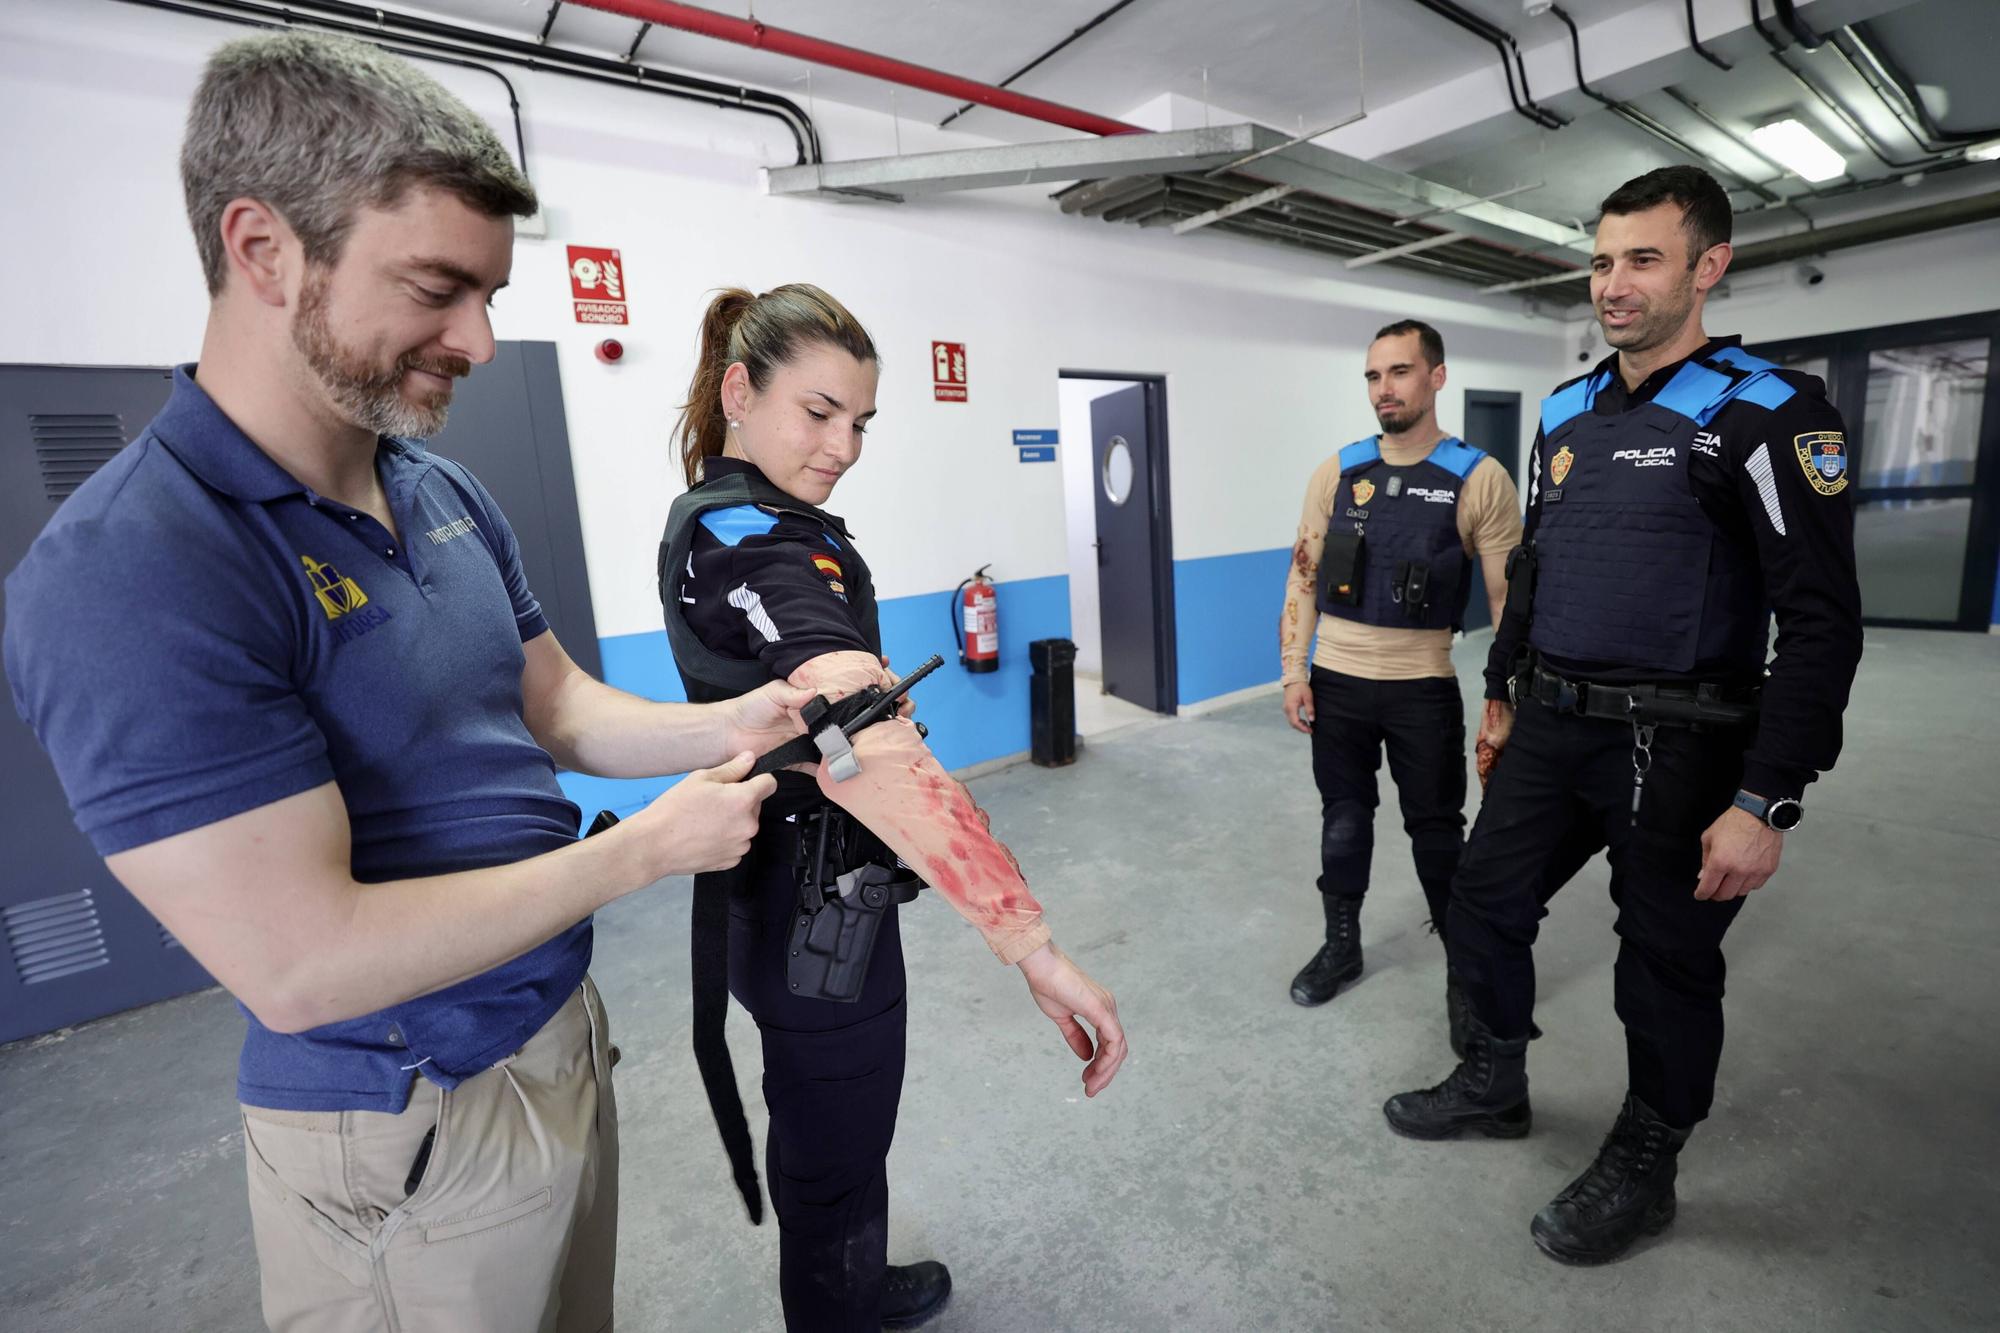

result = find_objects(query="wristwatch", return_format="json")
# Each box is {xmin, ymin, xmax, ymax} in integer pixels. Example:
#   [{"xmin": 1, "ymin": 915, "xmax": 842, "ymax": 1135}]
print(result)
[{"xmin": 1732, "ymin": 790, "xmax": 1804, "ymax": 831}]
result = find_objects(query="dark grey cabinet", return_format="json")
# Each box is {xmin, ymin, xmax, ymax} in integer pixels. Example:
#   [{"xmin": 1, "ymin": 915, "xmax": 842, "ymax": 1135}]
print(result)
[{"xmin": 1, "ymin": 345, "xmax": 595, "ymax": 1042}]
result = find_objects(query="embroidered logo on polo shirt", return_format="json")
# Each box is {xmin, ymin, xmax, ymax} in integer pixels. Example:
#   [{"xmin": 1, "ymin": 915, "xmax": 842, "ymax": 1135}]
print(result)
[
  {"xmin": 425, "ymin": 516, "xmax": 479, "ymax": 546},
  {"xmin": 303, "ymin": 555, "xmax": 368, "ymax": 619},
  {"xmin": 302, "ymin": 555, "xmax": 393, "ymax": 644}
]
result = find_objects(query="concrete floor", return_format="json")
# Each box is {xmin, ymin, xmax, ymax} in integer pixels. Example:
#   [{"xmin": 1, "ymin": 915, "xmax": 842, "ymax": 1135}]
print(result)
[{"xmin": 3, "ymin": 628, "xmax": 1996, "ymax": 1331}]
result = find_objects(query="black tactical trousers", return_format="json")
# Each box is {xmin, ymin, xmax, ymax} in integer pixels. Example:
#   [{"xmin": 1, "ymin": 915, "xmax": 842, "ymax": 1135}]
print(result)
[
  {"xmin": 1309, "ymin": 667, "xmax": 1471, "ymax": 928},
  {"xmin": 1309, "ymin": 667, "xmax": 1596, "ymax": 939},
  {"xmin": 729, "ymin": 841, "xmax": 908, "ymax": 1331},
  {"xmin": 1446, "ymin": 695, "xmax": 1751, "ymax": 1126}
]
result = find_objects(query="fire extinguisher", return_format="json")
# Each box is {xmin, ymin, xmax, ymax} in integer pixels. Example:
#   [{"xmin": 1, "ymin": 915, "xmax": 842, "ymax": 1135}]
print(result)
[{"xmin": 952, "ymin": 565, "xmax": 999, "ymax": 673}]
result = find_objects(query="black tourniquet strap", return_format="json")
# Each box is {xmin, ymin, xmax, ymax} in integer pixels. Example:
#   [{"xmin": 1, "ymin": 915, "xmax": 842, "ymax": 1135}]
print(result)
[{"xmin": 690, "ymin": 864, "xmax": 763, "ymax": 1224}]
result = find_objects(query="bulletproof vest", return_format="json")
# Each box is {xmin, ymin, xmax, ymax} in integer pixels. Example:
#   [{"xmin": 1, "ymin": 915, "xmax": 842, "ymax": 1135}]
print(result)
[
  {"xmin": 657, "ymin": 466, "xmax": 881, "ymax": 704},
  {"xmin": 1529, "ymin": 345, "xmax": 1794, "ymax": 676},
  {"xmin": 1316, "ymin": 436, "xmax": 1487, "ymax": 631}
]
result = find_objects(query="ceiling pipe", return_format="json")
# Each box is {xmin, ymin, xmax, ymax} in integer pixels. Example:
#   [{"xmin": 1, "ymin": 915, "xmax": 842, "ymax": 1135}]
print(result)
[
  {"xmin": 1405, "ymin": 0, "xmax": 1568, "ymax": 131},
  {"xmin": 1730, "ymin": 188, "xmax": 2000, "ymax": 270},
  {"xmin": 1484, "ymin": 188, "xmax": 2000, "ymax": 292},
  {"xmin": 1683, "ymin": 0, "xmax": 1733, "ymax": 71},
  {"xmin": 566, "ymin": 0, "xmax": 1143, "ymax": 138},
  {"xmin": 1772, "ymin": 0, "xmax": 1825, "ymax": 50},
  {"xmin": 937, "ymin": 0, "xmax": 1142, "ymax": 130},
  {"xmin": 114, "ymin": 0, "xmax": 823, "ymax": 163}
]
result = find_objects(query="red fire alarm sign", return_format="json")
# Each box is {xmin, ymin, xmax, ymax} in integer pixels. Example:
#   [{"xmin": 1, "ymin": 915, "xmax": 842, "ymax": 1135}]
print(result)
[
  {"xmin": 568, "ymin": 245, "xmax": 628, "ymax": 325},
  {"xmin": 931, "ymin": 341, "xmax": 967, "ymax": 402}
]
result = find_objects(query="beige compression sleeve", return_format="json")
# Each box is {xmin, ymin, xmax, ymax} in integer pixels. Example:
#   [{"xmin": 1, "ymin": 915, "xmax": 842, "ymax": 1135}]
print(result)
[
  {"xmin": 1280, "ymin": 456, "xmax": 1338, "ymax": 686},
  {"xmin": 788, "ymin": 651, "xmax": 1051, "ymax": 965}
]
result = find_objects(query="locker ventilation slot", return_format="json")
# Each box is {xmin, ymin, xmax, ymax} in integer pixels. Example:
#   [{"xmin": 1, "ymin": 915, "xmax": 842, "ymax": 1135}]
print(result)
[
  {"xmin": 4, "ymin": 887, "xmax": 110, "ymax": 985},
  {"xmin": 31, "ymin": 414, "xmax": 129, "ymax": 500}
]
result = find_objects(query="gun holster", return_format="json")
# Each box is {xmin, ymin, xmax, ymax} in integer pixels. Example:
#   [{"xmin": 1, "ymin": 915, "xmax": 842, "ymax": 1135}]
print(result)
[
  {"xmin": 784, "ymin": 807, "xmax": 925, "ymax": 1003},
  {"xmin": 1503, "ymin": 542, "xmax": 1537, "ymax": 623}
]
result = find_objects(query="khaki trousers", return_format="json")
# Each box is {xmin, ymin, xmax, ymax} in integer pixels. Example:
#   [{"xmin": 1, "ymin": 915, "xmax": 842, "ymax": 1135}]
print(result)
[{"xmin": 240, "ymin": 977, "xmax": 619, "ymax": 1333}]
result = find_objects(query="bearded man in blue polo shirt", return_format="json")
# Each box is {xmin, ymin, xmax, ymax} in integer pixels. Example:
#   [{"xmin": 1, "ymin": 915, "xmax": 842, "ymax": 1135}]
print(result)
[{"xmin": 3, "ymin": 33, "xmax": 802, "ymax": 1333}]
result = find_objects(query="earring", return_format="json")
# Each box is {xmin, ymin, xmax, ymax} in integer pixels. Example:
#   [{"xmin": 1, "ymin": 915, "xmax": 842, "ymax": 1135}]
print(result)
[{"xmin": 729, "ymin": 419, "xmax": 741, "ymax": 429}]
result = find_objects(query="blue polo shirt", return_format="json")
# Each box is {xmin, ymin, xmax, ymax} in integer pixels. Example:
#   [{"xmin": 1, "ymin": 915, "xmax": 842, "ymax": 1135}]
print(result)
[{"xmin": 3, "ymin": 367, "xmax": 591, "ymax": 1112}]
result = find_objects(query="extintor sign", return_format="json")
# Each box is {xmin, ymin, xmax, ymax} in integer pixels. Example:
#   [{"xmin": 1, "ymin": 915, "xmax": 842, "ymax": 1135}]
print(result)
[
  {"xmin": 932, "ymin": 341, "xmax": 967, "ymax": 402},
  {"xmin": 568, "ymin": 245, "xmax": 628, "ymax": 325}
]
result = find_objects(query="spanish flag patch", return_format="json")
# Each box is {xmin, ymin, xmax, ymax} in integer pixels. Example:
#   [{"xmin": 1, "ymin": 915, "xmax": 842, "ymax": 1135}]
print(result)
[{"xmin": 811, "ymin": 553, "xmax": 843, "ymax": 579}]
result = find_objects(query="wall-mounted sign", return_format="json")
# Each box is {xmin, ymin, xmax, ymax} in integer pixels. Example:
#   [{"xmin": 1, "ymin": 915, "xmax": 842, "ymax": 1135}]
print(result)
[
  {"xmin": 932, "ymin": 341, "xmax": 967, "ymax": 402},
  {"xmin": 568, "ymin": 245, "xmax": 628, "ymax": 325},
  {"xmin": 1014, "ymin": 429, "xmax": 1057, "ymax": 462}
]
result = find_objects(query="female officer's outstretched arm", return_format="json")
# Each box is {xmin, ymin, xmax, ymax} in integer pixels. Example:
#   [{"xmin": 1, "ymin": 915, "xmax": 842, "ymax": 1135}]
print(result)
[{"xmin": 789, "ymin": 649, "xmax": 1128, "ymax": 1096}]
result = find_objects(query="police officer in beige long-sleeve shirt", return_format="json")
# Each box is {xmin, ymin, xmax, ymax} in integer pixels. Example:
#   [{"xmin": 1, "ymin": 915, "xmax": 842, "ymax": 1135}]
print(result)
[{"xmin": 1278, "ymin": 320, "xmax": 1591, "ymax": 1052}]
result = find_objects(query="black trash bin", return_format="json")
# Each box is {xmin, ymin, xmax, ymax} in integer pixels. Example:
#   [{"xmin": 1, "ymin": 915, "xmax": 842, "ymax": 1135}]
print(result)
[{"xmin": 1028, "ymin": 638, "xmax": 1078, "ymax": 768}]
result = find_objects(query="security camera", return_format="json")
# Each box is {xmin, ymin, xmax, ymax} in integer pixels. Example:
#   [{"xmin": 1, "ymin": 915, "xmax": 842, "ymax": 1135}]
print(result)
[
  {"xmin": 1577, "ymin": 331, "xmax": 1595, "ymax": 363},
  {"xmin": 1796, "ymin": 264, "xmax": 1826, "ymax": 288}
]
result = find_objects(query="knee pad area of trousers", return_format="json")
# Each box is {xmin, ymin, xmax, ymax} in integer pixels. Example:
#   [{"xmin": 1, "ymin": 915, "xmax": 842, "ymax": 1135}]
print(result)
[{"xmin": 1322, "ymin": 804, "xmax": 1374, "ymax": 861}]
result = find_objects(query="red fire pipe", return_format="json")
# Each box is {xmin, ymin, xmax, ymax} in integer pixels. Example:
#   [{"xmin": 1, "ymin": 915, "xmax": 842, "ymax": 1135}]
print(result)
[{"xmin": 567, "ymin": 0, "xmax": 1143, "ymax": 138}]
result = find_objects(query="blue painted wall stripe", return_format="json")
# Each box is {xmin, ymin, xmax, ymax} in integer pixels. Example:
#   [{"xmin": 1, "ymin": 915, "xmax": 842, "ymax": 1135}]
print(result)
[
  {"xmin": 557, "ymin": 573, "xmax": 1074, "ymax": 818},
  {"xmin": 1172, "ymin": 546, "xmax": 1291, "ymax": 707},
  {"xmin": 556, "ymin": 551, "xmax": 1308, "ymax": 818}
]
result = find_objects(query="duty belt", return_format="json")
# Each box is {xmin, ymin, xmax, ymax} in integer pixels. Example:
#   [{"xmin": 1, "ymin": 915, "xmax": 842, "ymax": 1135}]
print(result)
[{"xmin": 1525, "ymin": 661, "xmax": 1759, "ymax": 730}]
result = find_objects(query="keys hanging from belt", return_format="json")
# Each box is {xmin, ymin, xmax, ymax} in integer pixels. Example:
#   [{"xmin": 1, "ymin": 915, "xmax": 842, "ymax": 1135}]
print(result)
[{"xmin": 1629, "ymin": 712, "xmax": 1658, "ymax": 823}]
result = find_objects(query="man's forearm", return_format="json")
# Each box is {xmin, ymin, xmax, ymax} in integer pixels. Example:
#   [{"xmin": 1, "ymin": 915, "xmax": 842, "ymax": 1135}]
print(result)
[
  {"xmin": 266, "ymin": 819, "xmax": 662, "ymax": 1032},
  {"xmin": 540, "ymin": 669, "xmax": 729, "ymax": 778}
]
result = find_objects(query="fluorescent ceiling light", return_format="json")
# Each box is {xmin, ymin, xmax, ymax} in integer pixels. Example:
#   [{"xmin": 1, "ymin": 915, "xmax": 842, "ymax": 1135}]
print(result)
[
  {"xmin": 1750, "ymin": 118, "xmax": 1846, "ymax": 182},
  {"xmin": 1966, "ymin": 137, "xmax": 2000, "ymax": 162}
]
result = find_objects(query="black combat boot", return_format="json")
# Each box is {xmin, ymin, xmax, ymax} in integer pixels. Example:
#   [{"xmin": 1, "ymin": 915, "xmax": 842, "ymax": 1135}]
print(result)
[
  {"xmin": 1382, "ymin": 1029, "xmax": 1532, "ymax": 1139},
  {"xmin": 1446, "ymin": 970, "xmax": 1475, "ymax": 1058},
  {"xmin": 1446, "ymin": 970, "xmax": 1543, "ymax": 1059},
  {"xmin": 881, "ymin": 1260, "xmax": 952, "ymax": 1328},
  {"xmin": 1530, "ymin": 1094, "xmax": 1691, "ymax": 1265},
  {"xmin": 1290, "ymin": 894, "xmax": 1363, "ymax": 1006}
]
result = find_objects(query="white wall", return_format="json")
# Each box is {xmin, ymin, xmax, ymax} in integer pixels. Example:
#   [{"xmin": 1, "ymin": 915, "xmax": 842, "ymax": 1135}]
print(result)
[
  {"xmin": 1706, "ymin": 222, "xmax": 2000, "ymax": 344},
  {"xmin": 1054, "ymin": 377, "xmax": 1139, "ymax": 676},
  {"xmin": 0, "ymin": 0, "xmax": 1571, "ymax": 645}
]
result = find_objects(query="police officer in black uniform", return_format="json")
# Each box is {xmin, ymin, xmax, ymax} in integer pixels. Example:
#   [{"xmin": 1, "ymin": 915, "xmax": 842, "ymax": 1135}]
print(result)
[
  {"xmin": 1381, "ymin": 166, "xmax": 1863, "ymax": 1265},
  {"xmin": 659, "ymin": 284, "xmax": 1125, "ymax": 1329}
]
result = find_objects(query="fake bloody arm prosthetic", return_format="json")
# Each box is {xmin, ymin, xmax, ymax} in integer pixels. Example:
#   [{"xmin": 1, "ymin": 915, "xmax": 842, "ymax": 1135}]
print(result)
[
  {"xmin": 788, "ymin": 651, "xmax": 1051, "ymax": 965},
  {"xmin": 1280, "ymin": 458, "xmax": 1336, "ymax": 685}
]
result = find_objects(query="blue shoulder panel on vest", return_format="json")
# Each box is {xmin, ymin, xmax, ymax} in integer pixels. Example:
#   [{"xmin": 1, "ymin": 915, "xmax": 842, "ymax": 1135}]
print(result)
[
  {"xmin": 1540, "ymin": 374, "xmax": 1604, "ymax": 435},
  {"xmin": 1655, "ymin": 358, "xmax": 1799, "ymax": 425},
  {"xmin": 1651, "ymin": 362, "xmax": 1734, "ymax": 422},
  {"xmin": 1709, "ymin": 345, "xmax": 1781, "ymax": 376},
  {"xmin": 698, "ymin": 504, "xmax": 780, "ymax": 547},
  {"xmin": 1731, "ymin": 373, "xmax": 1797, "ymax": 411},
  {"xmin": 1428, "ymin": 437, "xmax": 1487, "ymax": 480},
  {"xmin": 1338, "ymin": 438, "xmax": 1382, "ymax": 472}
]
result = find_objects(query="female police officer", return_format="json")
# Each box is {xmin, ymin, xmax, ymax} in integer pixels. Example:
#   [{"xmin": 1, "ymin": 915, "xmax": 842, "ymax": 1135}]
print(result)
[{"xmin": 657, "ymin": 285, "xmax": 1127, "ymax": 1329}]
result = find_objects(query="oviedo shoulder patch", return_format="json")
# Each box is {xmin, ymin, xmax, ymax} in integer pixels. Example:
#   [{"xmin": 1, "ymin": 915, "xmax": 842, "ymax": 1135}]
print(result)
[{"xmin": 1793, "ymin": 431, "xmax": 1849, "ymax": 495}]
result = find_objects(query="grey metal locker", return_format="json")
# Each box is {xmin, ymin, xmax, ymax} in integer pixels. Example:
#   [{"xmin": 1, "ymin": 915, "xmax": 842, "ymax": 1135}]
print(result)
[
  {"xmin": 1, "ymin": 347, "xmax": 599, "ymax": 1042},
  {"xmin": 0, "ymin": 364, "xmax": 203, "ymax": 1044}
]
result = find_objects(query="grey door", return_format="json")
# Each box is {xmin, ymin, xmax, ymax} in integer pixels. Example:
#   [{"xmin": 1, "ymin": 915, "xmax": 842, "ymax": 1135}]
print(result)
[
  {"xmin": 0, "ymin": 365, "xmax": 206, "ymax": 1044},
  {"xmin": 427, "ymin": 343, "xmax": 601, "ymax": 678},
  {"xmin": 1090, "ymin": 383, "xmax": 1175, "ymax": 713},
  {"xmin": 0, "ymin": 349, "xmax": 597, "ymax": 1042},
  {"xmin": 1460, "ymin": 390, "xmax": 1523, "ymax": 633}
]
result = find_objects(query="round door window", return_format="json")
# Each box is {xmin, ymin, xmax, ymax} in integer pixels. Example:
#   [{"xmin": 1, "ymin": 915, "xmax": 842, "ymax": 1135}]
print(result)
[{"xmin": 1102, "ymin": 436, "xmax": 1135, "ymax": 507}]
